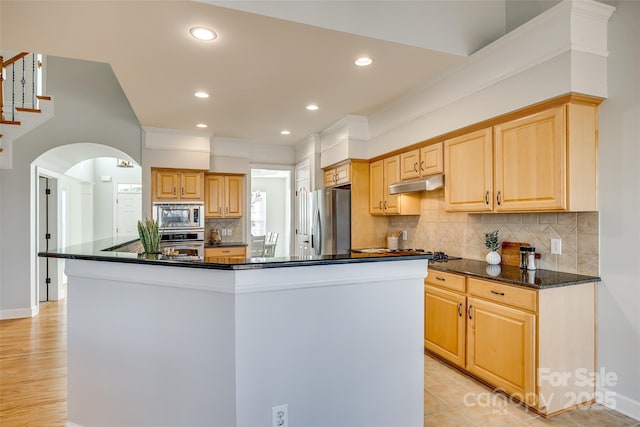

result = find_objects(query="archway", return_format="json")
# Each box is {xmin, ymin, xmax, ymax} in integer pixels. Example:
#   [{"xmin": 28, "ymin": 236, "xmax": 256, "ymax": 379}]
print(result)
[{"xmin": 32, "ymin": 143, "xmax": 141, "ymax": 303}]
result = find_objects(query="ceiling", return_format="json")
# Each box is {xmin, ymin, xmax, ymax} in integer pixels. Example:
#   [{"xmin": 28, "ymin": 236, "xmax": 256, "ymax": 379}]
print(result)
[{"xmin": 1, "ymin": 1, "xmax": 511, "ymax": 146}]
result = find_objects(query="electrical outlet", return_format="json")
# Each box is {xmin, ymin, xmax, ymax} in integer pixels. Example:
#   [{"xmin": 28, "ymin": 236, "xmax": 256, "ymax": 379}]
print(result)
[
  {"xmin": 402, "ymin": 230, "xmax": 408, "ymax": 240},
  {"xmin": 551, "ymin": 238, "xmax": 562, "ymax": 255},
  {"xmin": 227, "ymin": 228, "xmax": 232, "ymax": 237},
  {"xmin": 272, "ymin": 404, "xmax": 288, "ymax": 427}
]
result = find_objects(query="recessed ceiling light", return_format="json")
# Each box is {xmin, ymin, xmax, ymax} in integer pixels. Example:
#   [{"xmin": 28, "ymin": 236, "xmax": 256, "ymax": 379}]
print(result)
[
  {"xmin": 355, "ymin": 57, "xmax": 373, "ymax": 67},
  {"xmin": 194, "ymin": 91, "xmax": 210, "ymax": 98},
  {"xmin": 196, "ymin": 123, "xmax": 208, "ymax": 128},
  {"xmin": 280, "ymin": 130, "xmax": 291, "ymax": 135},
  {"xmin": 189, "ymin": 27, "xmax": 217, "ymax": 41},
  {"xmin": 306, "ymin": 104, "xmax": 319, "ymax": 111}
]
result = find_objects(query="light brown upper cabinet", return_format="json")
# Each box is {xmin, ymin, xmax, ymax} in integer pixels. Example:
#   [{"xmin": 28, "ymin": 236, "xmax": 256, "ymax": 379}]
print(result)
[
  {"xmin": 205, "ymin": 174, "xmax": 244, "ymax": 218},
  {"xmin": 445, "ymin": 128, "xmax": 494, "ymax": 211},
  {"xmin": 324, "ymin": 162, "xmax": 351, "ymax": 187},
  {"xmin": 152, "ymin": 169, "xmax": 204, "ymax": 202},
  {"xmin": 400, "ymin": 142, "xmax": 444, "ymax": 181},
  {"xmin": 445, "ymin": 101, "xmax": 598, "ymax": 212},
  {"xmin": 370, "ymin": 155, "xmax": 420, "ymax": 215}
]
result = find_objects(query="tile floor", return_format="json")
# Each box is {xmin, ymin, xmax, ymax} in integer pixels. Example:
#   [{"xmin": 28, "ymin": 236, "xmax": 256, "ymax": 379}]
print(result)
[{"xmin": 424, "ymin": 353, "xmax": 639, "ymax": 426}]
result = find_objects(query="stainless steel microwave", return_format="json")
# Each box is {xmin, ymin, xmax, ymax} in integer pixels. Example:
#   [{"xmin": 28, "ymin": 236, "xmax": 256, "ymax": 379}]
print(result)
[{"xmin": 153, "ymin": 202, "xmax": 204, "ymax": 230}]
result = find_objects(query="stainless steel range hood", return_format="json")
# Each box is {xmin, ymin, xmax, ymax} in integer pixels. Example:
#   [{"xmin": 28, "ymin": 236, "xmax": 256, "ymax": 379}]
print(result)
[{"xmin": 389, "ymin": 174, "xmax": 444, "ymax": 194}]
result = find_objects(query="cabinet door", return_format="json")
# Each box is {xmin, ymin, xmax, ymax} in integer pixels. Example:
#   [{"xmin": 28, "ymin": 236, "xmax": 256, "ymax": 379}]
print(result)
[
  {"xmin": 383, "ymin": 155, "xmax": 400, "ymax": 214},
  {"xmin": 205, "ymin": 175, "xmax": 224, "ymax": 217},
  {"xmin": 424, "ymin": 285, "xmax": 466, "ymax": 368},
  {"xmin": 445, "ymin": 128, "xmax": 493, "ymax": 211},
  {"xmin": 400, "ymin": 149, "xmax": 421, "ymax": 180},
  {"xmin": 225, "ymin": 176, "xmax": 244, "ymax": 217},
  {"xmin": 467, "ymin": 297, "xmax": 536, "ymax": 406},
  {"xmin": 420, "ymin": 142, "xmax": 443, "ymax": 176},
  {"xmin": 154, "ymin": 170, "xmax": 179, "ymax": 200},
  {"xmin": 369, "ymin": 160, "xmax": 384, "ymax": 214},
  {"xmin": 335, "ymin": 163, "xmax": 351, "ymax": 185},
  {"xmin": 324, "ymin": 168, "xmax": 336, "ymax": 188},
  {"xmin": 494, "ymin": 107, "xmax": 566, "ymax": 211},
  {"xmin": 180, "ymin": 172, "xmax": 203, "ymax": 200}
]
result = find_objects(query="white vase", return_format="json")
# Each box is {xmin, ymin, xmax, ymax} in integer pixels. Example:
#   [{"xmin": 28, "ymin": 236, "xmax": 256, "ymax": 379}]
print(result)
[{"xmin": 486, "ymin": 251, "xmax": 501, "ymax": 265}]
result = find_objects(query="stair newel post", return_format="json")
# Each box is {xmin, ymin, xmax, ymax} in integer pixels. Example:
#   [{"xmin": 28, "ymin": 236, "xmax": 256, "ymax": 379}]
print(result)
[{"xmin": 0, "ymin": 55, "xmax": 4, "ymax": 121}]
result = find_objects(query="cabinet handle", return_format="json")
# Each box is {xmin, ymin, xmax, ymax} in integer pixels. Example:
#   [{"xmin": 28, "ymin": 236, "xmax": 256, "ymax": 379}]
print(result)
[
  {"xmin": 420, "ymin": 160, "xmax": 425, "ymax": 172},
  {"xmin": 496, "ymin": 191, "xmax": 502, "ymax": 206},
  {"xmin": 490, "ymin": 290, "xmax": 505, "ymax": 296},
  {"xmin": 218, "ymin": 207, "xmax": 222, "ymax": 214},
  {"xmin": 181, "ymin": 187, "xmax": 184, "ymax": 196},
  {"xmin": 468, "ymin": 305, "xmax": 473, "ymax": 320},
  {"xmin": 225, "ymin": 207, "xmax": 229, "ymax": 214},
  {"xmin": 173, "ymin": 187, "xmax": 176, "ymax": 196},
  {"xmin": 334, "ymin": 174, "xmax": 338, "ymax": 183},
  {"xmin": 384, "ymin": 200, "xmax": 387, "ymax": 210},
  {"xmin": 458, "ymin": 302, "xmax": 463, "ymax": 317},
  {"xmin": 414, "ymin": 162, "xmax": 418, "ymax": 173},
  {"xmin": 435, "ymin": 276, "xmax": 446, "ymax": 281},
  {"xmin": 485, "ymin": 191, "xmax": 489, "ymax": 205},
  {"xmin": 379, "ymin": 201, "xmax": 382, "ymax": 210}
]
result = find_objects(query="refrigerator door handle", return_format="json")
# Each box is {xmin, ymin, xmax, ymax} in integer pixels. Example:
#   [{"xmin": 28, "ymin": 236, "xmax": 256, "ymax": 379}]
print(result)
[{"xmin": 315, "ymin": 210, "xmax": 322, "ymax": 255}]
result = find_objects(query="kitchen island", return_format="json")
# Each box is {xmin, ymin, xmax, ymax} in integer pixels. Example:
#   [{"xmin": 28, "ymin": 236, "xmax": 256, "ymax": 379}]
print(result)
[{"xmin": 40, "ymin": 238, "xmax": 432, "ymax": 427}]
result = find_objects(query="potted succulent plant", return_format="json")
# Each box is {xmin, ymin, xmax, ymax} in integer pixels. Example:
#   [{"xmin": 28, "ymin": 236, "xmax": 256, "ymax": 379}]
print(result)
[
  {"xmin": 484, "ymin": 229, "xmax": 501, "ymax": 265},
  {"xmin": 137, "ymin": 219, "xmax": 160, "ymax": 256}
]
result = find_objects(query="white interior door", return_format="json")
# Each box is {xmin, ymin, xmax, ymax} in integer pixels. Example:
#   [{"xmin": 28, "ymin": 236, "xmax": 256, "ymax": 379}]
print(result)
[
  {"xmin": 38, "ymin": 176, "xmax": 50, "ymax": 302},
  {"xmin": 295, "ymin": 161, "xmax": 311, "ymax": 257},
  {"xmin": 116, "ymin": 191, "xmax": 142, "ymax": 237}
]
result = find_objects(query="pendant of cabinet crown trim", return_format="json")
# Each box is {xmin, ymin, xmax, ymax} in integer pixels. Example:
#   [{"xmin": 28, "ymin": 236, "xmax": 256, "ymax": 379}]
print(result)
[{"xmin": 445, "ymin": 102, "xmax": 598, "ymax": 212}]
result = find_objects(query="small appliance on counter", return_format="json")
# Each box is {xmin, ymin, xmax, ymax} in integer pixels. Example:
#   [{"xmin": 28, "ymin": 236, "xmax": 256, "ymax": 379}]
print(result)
[{"xmin": 210, "ymin": 228, "xmax": 222, "ymax": 244}]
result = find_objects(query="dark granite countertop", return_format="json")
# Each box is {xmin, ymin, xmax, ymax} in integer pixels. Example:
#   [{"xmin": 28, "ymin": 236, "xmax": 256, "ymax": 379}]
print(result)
[
  {"xmin": 38, "ymin": 237, "xmax": 433, "ymax": 271},
  {"xmin": 428, "ymin": 258, "xmax": 601, "ymax": 289},
  {"xmin": 204, "ymin": 241, "xmax": 248, "ymax": 248}
]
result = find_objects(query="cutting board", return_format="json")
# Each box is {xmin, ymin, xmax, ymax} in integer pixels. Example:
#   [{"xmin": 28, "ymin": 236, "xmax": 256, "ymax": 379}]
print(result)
[{"xmin": 501, "ymin": 241, "xmax": 529, "ymax": 266}]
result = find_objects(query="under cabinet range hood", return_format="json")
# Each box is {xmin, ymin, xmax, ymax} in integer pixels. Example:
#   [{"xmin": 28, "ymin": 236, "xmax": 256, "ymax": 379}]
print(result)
[{"xmin": 389, "ymin": 174, "xmax": 444, "ymax": 194}]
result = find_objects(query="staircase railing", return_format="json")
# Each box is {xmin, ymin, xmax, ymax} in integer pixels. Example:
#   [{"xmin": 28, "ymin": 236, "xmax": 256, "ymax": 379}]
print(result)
[{"xmin": 1, "ymin": 52, "xmax": 43, "ymax": 123}]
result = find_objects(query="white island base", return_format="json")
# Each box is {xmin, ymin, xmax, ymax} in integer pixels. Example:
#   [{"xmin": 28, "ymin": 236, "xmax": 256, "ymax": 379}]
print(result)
[{"xmin": 64, "ymin": 258, "xmax": 428, "ymax": 427}]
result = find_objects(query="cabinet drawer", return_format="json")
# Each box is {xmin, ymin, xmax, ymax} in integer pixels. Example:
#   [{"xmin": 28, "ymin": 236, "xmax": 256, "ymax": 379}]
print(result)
[
  {"xmin": 468, "ymin": 278, "xmax": 536, "ymax": 312},
  {"xmin": 205, "ymin": 247, "xmax": 246, "ymax": 258},
  {"xmin": 425, "ymin": 270, "xmax": 466, "ymax": 293}
]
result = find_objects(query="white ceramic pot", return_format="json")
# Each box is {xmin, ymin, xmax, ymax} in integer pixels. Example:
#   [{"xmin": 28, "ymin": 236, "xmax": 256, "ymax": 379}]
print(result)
[{"xmin": 485, "ymin": 250, "xmax": 501, "ymax": 265}]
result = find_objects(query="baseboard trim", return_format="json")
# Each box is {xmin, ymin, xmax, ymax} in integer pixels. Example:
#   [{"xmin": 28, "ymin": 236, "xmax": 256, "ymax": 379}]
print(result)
[
  {"xmin": 65, "ymin": 422, "xmax": 83, "ymax": 427},
  {"xmin": 0, "ymin": 305, "xmax": 38, "ymax": 320},
  {"xmin": 597, "ymin": 386, "xmax": 640, "ymax": 422}
]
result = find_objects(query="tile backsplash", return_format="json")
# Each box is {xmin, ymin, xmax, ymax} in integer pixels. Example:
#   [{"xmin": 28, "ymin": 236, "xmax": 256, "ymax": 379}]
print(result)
[
  {"xmin": 389, "ymin": 189, "xmax": 599, "ymax": 276},
  {"xmin": 205, "ymin": 218, "xmax": 243, "ymax": 243}
]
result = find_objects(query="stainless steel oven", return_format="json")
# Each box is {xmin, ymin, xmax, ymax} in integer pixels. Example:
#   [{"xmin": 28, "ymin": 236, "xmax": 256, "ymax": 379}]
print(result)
[
  {"xmin": 153, "ymin": 202, "xmax": 204, "ymax": 230},
  {"xmin": 159, "ymin": 230, "xmax": 205, "ymax": 260}
]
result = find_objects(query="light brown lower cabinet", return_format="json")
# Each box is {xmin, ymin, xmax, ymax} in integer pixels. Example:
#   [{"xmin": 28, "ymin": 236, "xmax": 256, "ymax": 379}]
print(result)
[
  {"xmin": 424, "ymin": 271, "xmax": 596, "ymax": 416},
  {"xmin": 205, "ymin": 247, "xmax": 246, "ymax": 259}
]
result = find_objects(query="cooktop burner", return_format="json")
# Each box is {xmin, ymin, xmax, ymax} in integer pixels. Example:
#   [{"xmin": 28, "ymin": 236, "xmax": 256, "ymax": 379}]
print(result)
[{"xmin": 428, "ymin": 251, "xmax": 463, "ymax": 262}]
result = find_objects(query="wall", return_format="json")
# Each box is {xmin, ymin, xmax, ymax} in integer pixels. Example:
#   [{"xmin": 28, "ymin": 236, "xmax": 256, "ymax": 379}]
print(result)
[
  {"xmin": 390, "ymin": 191, "xmax": 599, "ymax": 275},
  {"xmin": 595, "ymin": 0, "xmax": 640, "ymax": 418},
  {"xmin": 0, "ymin": 56, "xmax": 141, "ymax": 318}
]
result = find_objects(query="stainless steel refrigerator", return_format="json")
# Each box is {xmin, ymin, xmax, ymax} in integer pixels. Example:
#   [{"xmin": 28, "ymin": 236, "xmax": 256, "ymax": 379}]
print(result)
[{"xmin": 310, "ymin": 188, "xmax": 351, "ymax": 256}]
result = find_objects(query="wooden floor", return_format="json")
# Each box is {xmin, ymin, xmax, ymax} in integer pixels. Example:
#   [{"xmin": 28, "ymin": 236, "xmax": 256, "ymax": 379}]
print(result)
[
  {"xmin": 0, "ymin": 299, "xmax": 67, "ymax": 426},
  {"xmin": 1, "ymin": 298, "xmax": 639, "ymax": 426}
]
